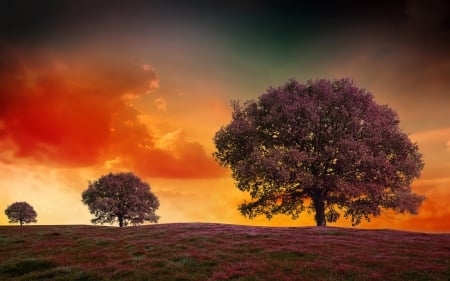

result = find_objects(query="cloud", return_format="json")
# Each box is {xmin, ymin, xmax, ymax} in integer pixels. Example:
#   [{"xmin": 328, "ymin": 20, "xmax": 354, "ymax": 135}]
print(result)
[
  {"xmin": 0, "ymin": 49, "xmax": 120, "ymax": 166},
  {"xmin": 113, "ymin": 128, "xmax": 225, "ymax": 179},
  {"xmin": 409, "ymin": 128, "xmax": 450, "ymax": 179},
  {"xmin": 141, "ymin": 64, "xmax": 160, "ymax": 93},
  {"xmin": 155, "ymin": 96, "xmax": 168, "ymax": 111},
  {"xmin": 0, "ymin": 48, "xmax": 225, "ymax": 178},
  {"xmin": 403, "ymin": 177, "xmax": 450, "ymax": 232}
]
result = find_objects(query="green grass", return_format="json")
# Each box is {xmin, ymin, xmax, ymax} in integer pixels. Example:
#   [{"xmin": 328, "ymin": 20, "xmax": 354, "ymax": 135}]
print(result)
[
  {"xmin": 0, "ymin": 258, "xmax": 57, "ymax": 277},
  {"xmin": 0, "ymin": 258, "xmax": 98, "ymax": 281},
  {"xmin": 0, "ymin": 224, "xmax": 449, "ymax": 280}
]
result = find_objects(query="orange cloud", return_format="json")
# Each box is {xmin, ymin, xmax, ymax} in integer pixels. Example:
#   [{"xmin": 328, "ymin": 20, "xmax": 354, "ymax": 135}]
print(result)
[
  {"xmin": 154, "ymin": 96, "xmax": 168, "ymax": 111},
  {"xmin": 0, "ymin": 48, "xmax": 225, "ymax": 178},
  {"xmin": 410, "ymin": 128, "xmax": 450, "ymax": 180},
  {"xmin": 0, "ymin": 50, "xmax": 119, "ymax": 166}
]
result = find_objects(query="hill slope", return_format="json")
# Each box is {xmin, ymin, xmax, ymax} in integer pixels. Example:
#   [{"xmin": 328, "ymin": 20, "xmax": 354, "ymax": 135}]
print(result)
[{"xmin": 0, "ymin": 223, "xmax": 449, "ymax": 280}]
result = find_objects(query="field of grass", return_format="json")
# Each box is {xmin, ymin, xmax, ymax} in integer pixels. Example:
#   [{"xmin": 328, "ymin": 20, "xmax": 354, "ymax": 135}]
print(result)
[{"xmin": 0, "ymin": 223, "xmax": 449, "ymax": 281}]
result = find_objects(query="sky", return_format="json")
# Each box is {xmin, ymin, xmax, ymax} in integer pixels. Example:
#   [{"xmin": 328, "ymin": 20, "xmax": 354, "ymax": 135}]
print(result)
[{"xmin": 0, "ymin": 0, "xmax": 449, "ymax": 232}]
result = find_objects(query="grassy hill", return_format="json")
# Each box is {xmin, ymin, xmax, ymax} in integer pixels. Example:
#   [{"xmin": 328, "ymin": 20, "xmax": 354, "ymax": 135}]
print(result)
[{"xmin": 0, "ymin": 223, "xmax": 449, "ymax": 280}]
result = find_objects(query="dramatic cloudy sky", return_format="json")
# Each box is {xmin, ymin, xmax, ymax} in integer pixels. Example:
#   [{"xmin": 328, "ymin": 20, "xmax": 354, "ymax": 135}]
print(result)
[{"xmin": 1, "ymin": 0, "xmax": 449, "ymax": 231}]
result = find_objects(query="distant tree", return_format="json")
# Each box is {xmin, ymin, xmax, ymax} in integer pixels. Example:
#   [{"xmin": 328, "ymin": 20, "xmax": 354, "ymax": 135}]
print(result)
[
  {"xmin": 81, "ymin": 172, "xmax": 160, "ymax": 227},
  {"xmin": 214, "ymin": 78, "xmax": 425, "ymax": 226},
  {"xmin": 5, "ymin": 202, "xmax": 38, "ymax": 226}
]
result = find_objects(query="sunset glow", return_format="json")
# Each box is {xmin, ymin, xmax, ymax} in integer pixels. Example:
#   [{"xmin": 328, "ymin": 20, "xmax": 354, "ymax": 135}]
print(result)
[{"xmin": 1, "ymin": 1, "xmax": 449, "ymax": 232}]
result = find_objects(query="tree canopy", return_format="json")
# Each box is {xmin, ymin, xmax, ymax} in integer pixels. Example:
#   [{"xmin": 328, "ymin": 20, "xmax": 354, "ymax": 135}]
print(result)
[
  {"xmin": 5, "ymin": 201, "xmax": 38, "ymax": 226},
  {"xmin": 82, "ymin": 172, "xmax": 160, "ymax": 227},
  {"xmin": 214, "ymin": 78, "xmax": 425, "ymax": 226}
]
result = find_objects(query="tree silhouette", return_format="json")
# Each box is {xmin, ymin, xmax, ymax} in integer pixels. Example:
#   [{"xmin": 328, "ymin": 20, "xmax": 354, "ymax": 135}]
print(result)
[
  {"xmin": 82, "ymin": 172, "xmax": 160, "ymax": 227},
  {"xmin": 5, "ymin": 201, "xmax": 37, "ymax": 226},
  {"xmin": 214, "ymin": 78, "xmax": 425, "ymax": 226}
]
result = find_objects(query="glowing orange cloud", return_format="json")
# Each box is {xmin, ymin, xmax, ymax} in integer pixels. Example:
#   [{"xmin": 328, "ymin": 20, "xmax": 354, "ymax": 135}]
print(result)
[{"xmin": 0, "ymin": 48, "xmax": 226, "ymax": 178}]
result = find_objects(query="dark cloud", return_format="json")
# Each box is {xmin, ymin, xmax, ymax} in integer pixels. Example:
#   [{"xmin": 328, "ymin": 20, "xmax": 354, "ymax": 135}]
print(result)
[{"xmin": 0, "ymin": 1, "xmax": 417, "ymax": 43}]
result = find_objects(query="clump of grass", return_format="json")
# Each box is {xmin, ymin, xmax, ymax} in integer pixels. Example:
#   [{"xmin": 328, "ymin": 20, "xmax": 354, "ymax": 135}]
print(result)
[
  {"xmin": 21, "ymin": 266, "xmax": 98, "ymax": 281},
  {"xmin": 0, "ymin": 258, "xmax": 98, "ymax": 281},
  {"xmin": 0, "ymin": 258, "xmax": 57, "ymax": 277},
  {"xmin": 0, "ymin": 236, "xmax": 26, "ymax": 244},
  {"xmin": 268, "ymin": 250, "xmax": 316, "ymax": 261}
]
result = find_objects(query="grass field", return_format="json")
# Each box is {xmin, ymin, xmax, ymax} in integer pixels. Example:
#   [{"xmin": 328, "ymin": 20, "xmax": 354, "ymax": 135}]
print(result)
[{"xmin": 0, "ymin": 223, "xmax": 449, "ymax": 280}]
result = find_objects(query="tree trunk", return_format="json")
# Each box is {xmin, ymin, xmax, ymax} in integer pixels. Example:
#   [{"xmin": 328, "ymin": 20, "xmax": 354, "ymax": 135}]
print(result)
[
  {"xmin": 20, "ymin": 219, "xmax": 23, "ymax": 227},
  {"xmin": 118, "ymin": 216, "xmax": 124, "ymax": 228},
  {"xmin": 312, "ymin": 193, "xmax": 326, "ymax": 227}
]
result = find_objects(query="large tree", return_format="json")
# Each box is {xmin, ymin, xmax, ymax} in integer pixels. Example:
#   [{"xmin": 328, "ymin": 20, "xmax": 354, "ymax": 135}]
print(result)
[
  {"xmin": 5, "ymin": 201, "xmax": 38, "ymax": 226},
  {"xmin": 214, "ymin": 79, "xmax": 425, "ymax": 226},
  {"xmin": 82, "ymin": 172, "xmax": 160, "ymax": 227}
]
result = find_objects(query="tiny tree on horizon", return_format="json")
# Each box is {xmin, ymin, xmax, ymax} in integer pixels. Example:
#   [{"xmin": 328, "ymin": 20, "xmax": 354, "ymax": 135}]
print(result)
[
  {"xmin": 214, "ymin": 78, "xmax": 425, "ymax": 227},
  {"xmin": 5, "ymin": 201, "xmax": 38, "ymax": 226},
  {"xmin": 81, "ymin": 172, "xmax": 160, "ymax": 227}
]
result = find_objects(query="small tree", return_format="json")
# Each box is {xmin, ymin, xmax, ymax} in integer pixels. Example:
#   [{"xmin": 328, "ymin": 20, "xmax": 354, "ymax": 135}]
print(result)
[
  {"xmin": 214, "ymin": 78, "xmax": 425, "ymax": 226},
  {"xmin": 82, "ymin": 172, "xmax": 160, "ymax": 227},
  {"xmin": 5, "ymin": 202, "xmax": 38, "ymax": 226}
]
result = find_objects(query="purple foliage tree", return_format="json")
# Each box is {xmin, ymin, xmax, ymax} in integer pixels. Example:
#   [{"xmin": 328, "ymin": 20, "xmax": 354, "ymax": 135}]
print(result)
[
  {"xmin": 82, "ymin": 172, "xmax": 160, "ymax": 227},
  {"xmin": 5, "ymin": 201, "xmax": 38, "ymax": 226},
  {"xmin": 214, "ymin": 79, "xmax": 425, "ymax": 226}
]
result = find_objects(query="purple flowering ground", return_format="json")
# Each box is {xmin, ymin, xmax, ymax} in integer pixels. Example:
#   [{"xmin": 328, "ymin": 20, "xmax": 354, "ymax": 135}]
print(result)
[{"xmin": 0, "ymin": 223, "xmax": 449, "ymax": 280}]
